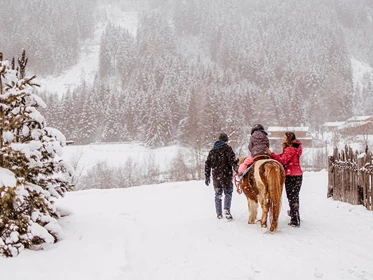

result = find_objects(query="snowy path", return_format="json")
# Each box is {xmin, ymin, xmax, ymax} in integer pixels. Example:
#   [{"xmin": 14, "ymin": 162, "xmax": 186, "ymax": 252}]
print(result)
[{"xmin": 2, "ymin": 171, "xmax": 373, "ymax": 280}]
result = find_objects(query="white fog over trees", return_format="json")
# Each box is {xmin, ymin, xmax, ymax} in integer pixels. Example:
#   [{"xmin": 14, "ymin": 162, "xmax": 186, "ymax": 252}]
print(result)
[{"xmin": 1, "ymin": 0, "xmax": 372, "ymax": 149}]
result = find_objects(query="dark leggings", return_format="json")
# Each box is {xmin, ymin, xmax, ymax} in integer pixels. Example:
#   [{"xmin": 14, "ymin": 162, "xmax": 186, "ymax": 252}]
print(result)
[{"xmin": 285, "ymin": 175, "xmax": 303, "ymax": 225}]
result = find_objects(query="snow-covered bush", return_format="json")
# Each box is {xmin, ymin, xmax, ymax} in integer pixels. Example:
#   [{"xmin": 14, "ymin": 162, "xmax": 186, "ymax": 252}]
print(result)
[{"xmin": 0, "ymin": 50, "xmax": 73, "ymax": 257}]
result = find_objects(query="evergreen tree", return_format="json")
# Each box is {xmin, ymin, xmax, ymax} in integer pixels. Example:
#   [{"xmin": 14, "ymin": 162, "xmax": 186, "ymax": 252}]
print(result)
[
  {"xmin": 143, "ymin": 82, "xmax": 172, "ymax": 148},
  {"xmin": 182, "ymin": 84, "xmax": 208, "ymax": 179},
  {"xmin": 0, "ymin": 50, "xmax": 73, "ymax": 257},
  {"xmin": 77, "ymin": 98, "xmax": 97, "ymax": 144}
]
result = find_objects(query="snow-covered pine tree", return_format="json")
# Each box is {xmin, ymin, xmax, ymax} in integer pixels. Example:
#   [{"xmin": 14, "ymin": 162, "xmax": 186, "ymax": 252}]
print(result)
[{"xmin": 0, "ymin": 50, "xmax": 73, "ymax": 257}]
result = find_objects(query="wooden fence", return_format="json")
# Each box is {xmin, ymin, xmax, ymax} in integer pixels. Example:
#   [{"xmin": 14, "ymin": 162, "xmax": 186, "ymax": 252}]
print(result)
[{"xmin": 327, "ymin": 146, "xmax": 373, "ymax": 211}]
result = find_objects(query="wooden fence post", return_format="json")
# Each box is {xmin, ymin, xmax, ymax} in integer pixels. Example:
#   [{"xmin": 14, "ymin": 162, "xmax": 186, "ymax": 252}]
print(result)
[
  {"xmin": 328, "ymin": 145, "xmax": 373, "ymax": 211},
  {"xmin": 327, "ymin": 155, "xmax": 333, "ymax": 198},
  {"xmin": 0, "ymin": 52, "xmax": 3, "ymax": 167},
  {"xmin": 357, "ymin": 156, "xmax": 365, "ymax": 206},
  {"xmin": 366, "ymin": 152, "xmax": 372, "ymax": 210}
]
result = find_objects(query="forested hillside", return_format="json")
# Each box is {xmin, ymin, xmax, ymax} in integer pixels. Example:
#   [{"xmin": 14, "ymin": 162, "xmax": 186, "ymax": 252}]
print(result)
[
  {"xmin": 0, "ymin": 0, "xmax": 96, "ymax": 75},
  {"xmin": 1, "ymin": 0, "xmax": 372, "ymax": 148}
]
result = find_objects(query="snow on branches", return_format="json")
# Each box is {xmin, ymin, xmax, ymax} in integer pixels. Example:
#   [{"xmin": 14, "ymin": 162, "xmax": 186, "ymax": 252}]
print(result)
[{"xmin": 0, "ymin": 50, "xmax": 73, "ymax": 257}]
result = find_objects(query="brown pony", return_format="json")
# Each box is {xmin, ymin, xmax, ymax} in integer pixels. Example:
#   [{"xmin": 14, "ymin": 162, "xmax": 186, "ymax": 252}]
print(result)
[{"xmin": 236, "ymin": 156, "xmax": 285, "ymax": 232}]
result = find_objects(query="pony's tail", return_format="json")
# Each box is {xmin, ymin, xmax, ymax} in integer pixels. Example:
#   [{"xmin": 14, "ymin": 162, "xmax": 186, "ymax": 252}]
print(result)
[{"xmin": 265, "ymin": 162, "xmax": 285, "ymax": 232}]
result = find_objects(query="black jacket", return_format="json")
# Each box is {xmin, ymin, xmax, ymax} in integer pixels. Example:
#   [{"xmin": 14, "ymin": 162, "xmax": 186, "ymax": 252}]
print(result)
[{"xmin": 205, "ymin": 141, "xmax": 237, "ymax": 188}]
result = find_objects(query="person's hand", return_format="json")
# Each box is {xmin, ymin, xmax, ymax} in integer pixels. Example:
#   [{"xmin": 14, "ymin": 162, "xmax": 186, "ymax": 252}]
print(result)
[
  {"xmin": 205, "ymin": 177, "xmax": 210, "ymax": 186},
  {"xmin": 266, "ymin": 147, "xmax": 272, "ymax": 155},
  {"xmin": 233, "ymin": 165, "xmax": 239, "ymax": 173}
]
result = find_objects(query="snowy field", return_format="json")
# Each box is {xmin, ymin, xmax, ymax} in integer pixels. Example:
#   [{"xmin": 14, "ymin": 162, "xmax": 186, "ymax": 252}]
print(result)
[
  {"xmin": 61, "ymin": 143, "xmax": 194, "ymax": 174},
  {"xmin": 1, "ymin": 170, "xmax": 373, "ymax": 280},
  {"xmin": 61, "ymin": 142, "xmax": 327, "ymax": 176}
]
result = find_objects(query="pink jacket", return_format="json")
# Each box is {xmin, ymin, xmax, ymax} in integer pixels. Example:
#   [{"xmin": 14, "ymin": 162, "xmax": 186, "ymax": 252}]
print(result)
[{"xmin": 238, "ymin": 155, "xmax": 254, "ymax": 174}]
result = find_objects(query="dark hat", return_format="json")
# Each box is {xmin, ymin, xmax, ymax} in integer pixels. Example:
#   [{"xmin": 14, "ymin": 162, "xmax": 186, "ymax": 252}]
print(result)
[
  {"xmin": 251, "ymin": 124, "xmax": 265, "ymax": 135},
  {"xmin": 219, "ymin": 133, "xmax": 229, "ymax": 142}
]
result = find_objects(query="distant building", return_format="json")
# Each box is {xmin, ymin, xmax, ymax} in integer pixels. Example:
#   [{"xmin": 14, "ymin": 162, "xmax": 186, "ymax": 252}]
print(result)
[
  {"xmin": 319, "ymin": 116, "xmax": 373, "ymax": 147},
  {"xmin": 320, "ymin": 121, "xmax": 345, "ymax": 141},
  {"xmin": 337, "ymin": 116, "xmax": 373, "ymax": 137},
  {"xmin": 320, "ymin": 122, "xmax": 345, "ymax": 132},
  {"xmin": 267, "ymin": 126, "xmax": 313, "ymax": 149}
]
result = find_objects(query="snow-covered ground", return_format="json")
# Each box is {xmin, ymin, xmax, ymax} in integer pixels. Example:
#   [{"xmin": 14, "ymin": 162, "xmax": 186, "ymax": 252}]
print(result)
[{"xmin": 1, "ymin": 170, "xmax": 373, "ymax": 280}]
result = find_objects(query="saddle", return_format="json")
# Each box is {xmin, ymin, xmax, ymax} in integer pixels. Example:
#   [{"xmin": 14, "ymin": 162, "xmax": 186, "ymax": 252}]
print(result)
[
  {"xmin": 242, "ymin": 154, "xmax": 270, "ymax": 178},
  {"xmin": 253, "ymin": 154, "xmax": 270, "ymax": 162},
  {"xmin": 248, "ymin": 154, "xmax": 270, "ymax": 183},
  {"xmin": 243, "ymin": 154, "xmax": 270, "ymax": 200}
]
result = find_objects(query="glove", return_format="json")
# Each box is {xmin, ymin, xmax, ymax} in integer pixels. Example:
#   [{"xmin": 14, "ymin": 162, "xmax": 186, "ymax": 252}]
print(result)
[
  {"xmin": 205, "ymin": 177, "xmax": 210, "ymax": 186},
  {"xmin": 233, "ymin": 165, "xmax": 239, "ymax": 173}
]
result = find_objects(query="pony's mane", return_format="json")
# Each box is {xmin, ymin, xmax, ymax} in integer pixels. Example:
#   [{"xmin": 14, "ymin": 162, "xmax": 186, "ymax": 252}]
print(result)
[{"xmin": 238, "ymin": 156, "xmax": 246, "ymax": 165}]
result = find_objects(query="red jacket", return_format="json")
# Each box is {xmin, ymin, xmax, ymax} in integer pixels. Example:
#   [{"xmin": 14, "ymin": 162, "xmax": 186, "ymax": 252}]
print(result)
[{"xmin": 270, "ymin": 140, "xmax": 303, "ymax": 176}]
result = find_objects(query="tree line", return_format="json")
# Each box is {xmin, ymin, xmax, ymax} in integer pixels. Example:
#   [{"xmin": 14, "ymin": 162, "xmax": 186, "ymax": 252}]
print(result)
[
  {"xmin": 0, "ymin": 0, "xmax": 96, "ymax": 75},
  {"xmin": 3, "ymin": 0, "xmax": 372, "ymax": 149},
  {"xmin": 37, "ymin": 0, "xmax": 373, "ymax": 149}
]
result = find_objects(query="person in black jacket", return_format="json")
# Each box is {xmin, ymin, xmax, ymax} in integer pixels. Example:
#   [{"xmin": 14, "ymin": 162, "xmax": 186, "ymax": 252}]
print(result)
[{"xmin": 205, "ymin": 133, "xmax": 238, "ymax": 219}]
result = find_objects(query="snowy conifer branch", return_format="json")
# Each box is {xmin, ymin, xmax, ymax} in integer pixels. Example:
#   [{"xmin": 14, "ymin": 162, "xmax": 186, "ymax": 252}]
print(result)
[{"xmin": 0, "ymin": 50, "xmax": 73, "ymax": 257}]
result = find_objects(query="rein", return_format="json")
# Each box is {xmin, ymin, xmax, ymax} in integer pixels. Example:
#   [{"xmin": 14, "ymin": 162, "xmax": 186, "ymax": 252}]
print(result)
[{"xmin": 233, "ymin": 174, "xmax": 242, "ymax": 194}]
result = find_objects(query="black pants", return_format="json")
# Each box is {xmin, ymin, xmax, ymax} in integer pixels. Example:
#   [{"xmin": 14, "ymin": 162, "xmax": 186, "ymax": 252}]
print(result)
[{"xmin": 285, "ymin": 175, "xmax": 303, "ymax": 225}]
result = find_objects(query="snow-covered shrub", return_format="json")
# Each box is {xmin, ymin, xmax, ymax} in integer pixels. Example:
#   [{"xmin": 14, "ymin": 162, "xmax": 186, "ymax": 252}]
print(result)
[
  {"xmin": 0, "ymin": 50, "xmax": 73, "ymax": 257},
  {"xmin": 169, "ymin": 150, "xmax": 195, "ymax": 181},
  {"xmin": 76, "ymin": 156, "xmax": 163, "ymax": 190}
]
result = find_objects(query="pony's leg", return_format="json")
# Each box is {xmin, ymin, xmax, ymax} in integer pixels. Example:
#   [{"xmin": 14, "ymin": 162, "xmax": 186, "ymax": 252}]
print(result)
[
  {"xmin": 247, "ymin": 198, "xmax": 258, "ymax": 224},
  {"xmin": 269, "ymin": 218, "xmax": 278, "ymax": 232},
  {"xmin": 259, "ymin": 193, "xmax": 269, "ymax": 228}
]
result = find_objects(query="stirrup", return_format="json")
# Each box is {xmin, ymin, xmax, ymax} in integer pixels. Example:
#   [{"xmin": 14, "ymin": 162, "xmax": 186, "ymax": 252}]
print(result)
[{"xmin": 242, "ymin": 166, "xmax": 252, "ymax": 178}]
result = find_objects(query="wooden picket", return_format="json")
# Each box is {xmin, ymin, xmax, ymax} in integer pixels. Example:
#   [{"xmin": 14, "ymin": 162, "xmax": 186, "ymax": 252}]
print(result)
[{"xmin": 328, "ymin": 146, "xmax": 373, "ymax": 211}]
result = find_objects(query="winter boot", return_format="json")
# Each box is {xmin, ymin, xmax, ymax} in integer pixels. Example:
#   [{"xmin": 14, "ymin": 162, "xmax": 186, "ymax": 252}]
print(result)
[
  {"xmin": 217, "ymin": 214, "xmax": 223, "ymax": 219},
  {"xmin": 288, "ymin": 212, "xmax": 300, "ymax": 227},
  {"xmin": 224, "ymin": 209, "xmax": 233, "ymax": 220},
  {"xmin": 288, "ymin": 222, "xmax": 300, "ymax": 228}
]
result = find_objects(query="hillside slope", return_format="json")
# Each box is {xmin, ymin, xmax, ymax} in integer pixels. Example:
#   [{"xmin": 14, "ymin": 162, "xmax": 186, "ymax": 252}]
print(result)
[{"xmin": 37, "ymin": 3, "xmax": 138, "ymax": 97}]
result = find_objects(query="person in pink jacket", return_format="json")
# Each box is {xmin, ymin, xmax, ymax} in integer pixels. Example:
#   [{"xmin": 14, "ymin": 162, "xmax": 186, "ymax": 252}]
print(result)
[
  {"xmin": 238, "ymin": 124, "xmax": 269, "ymax": 176},
  {"xmin": 266, "ymin": 131, "xmax": 303, "ymax": 227}
]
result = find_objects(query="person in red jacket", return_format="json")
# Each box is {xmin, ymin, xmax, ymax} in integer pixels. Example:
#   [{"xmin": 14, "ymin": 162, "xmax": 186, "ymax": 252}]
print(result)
[{"xmin": 266, "ymin": 132, "xmax": 303, "ymax": 227}]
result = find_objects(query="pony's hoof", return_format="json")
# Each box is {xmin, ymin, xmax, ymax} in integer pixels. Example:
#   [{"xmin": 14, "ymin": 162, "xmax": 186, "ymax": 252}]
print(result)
[
  {"xmin": 247, "ymin": 219, "xmax": 255, "ymax": 224},
  {"xmin": 269, "ymin": 224, "xmax": 278, "ymax": 232}
]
